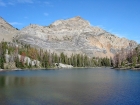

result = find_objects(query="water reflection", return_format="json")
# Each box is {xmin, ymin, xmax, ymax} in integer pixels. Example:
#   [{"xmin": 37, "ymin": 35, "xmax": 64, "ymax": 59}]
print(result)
[
  {"xmin": 0, "ymin": 76, "xmax": 5, "ymax": 87},
  {"xmin": 0, "ymin": 68, "xmax": 140, "ymax": 105},
  {"xmin": 0, "ymin": 76, "xmax": 38, "ymax": 87}
]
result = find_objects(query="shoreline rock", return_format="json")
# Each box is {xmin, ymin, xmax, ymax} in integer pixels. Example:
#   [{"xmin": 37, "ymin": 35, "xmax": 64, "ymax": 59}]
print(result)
[{"xmin": 54, "ymin": 63, "xmax": 73, "ymax": 68}]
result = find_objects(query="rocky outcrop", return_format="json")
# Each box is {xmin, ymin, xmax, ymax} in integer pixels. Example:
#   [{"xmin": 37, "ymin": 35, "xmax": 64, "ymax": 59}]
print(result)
[
  {"xmin": 0, "ymin": 17, "xmax": 18, "ymax": 42},
  {"xmin": 5, "ymin": 49, "xmax": 41, "ymax": 67},
  {"xmin": 0, "ymin": 16, "xmax": 138, "ymax": 58},
  {"xmin": 4, "ymin": 62, "xmax": 16, "ymax": 69},
  {"xmin": 55, "ymin": 63, "xmax": 73, "ymax": 68}
]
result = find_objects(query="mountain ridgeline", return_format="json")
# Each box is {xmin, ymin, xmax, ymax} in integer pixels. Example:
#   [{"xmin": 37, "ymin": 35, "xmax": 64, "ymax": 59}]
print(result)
[
  {"xmin": 0, "ymin": 17, "xmax": 18, "ymax": 42},
  {"xmin": 0, "ymin": 16, "xmax": 138, "ymax": 58}
]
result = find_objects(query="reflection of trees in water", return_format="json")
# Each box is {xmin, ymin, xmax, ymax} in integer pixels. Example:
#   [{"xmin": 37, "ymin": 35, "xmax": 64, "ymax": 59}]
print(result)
[
  {"xmin": 0, "ymin": 76, "xmax": 5, "ymax": 87},
  {"xmin": 0, "ymin": 76, "xmax": 38, "ymax": 87},
  {"xmin": 0, "ymin": 76, "xmax": 40, "ymax": 105}
]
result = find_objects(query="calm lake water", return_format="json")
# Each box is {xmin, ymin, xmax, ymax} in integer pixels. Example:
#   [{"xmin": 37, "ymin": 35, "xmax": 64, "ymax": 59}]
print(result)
[{"xmin": 0, "ymin": 68, "xmax": 140, "ymax": 105}]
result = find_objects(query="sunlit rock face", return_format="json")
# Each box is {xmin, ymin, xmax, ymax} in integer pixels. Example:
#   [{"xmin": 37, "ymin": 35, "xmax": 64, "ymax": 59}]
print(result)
[
  {"xmin": 0, "ymin": 16, "xmax": 137, "ymax": 57},
  {"xmin": 0, "ymin": 17, "xmax": 18, "ymax": 42}
]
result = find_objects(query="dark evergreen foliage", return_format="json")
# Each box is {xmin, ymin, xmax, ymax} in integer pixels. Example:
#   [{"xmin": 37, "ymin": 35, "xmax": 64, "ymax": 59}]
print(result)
[{"xmin": 0, "ymin": 41, "xmax": 113, "ymax": 69}]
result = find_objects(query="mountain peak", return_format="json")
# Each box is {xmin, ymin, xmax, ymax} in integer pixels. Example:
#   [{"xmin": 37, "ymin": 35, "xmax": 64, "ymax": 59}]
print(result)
[
  {"xmin": 70, "ymin": 16, "xmax": 83, "ymax": 20},
  {"xmin": 68, "ymin": 16, "xmax": 90, "ymax": 23},
  {"xmin": 51, "ymin": 16, "xmax": 90, "ymax": 27}
]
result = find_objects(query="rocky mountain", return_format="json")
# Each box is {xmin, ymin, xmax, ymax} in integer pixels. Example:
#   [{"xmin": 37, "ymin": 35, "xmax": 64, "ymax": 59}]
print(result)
[
  {"xmin": 0, "ymin": 17, "xmax": 18, "ymax": 42},
  {"xmin": 0, "ymin": 16, "xmax": 138, "ymax": 58}
]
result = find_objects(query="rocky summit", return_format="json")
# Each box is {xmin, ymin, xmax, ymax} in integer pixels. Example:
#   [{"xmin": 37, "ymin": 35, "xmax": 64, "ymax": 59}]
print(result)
[{"xmin": 0, "ymin": 16, "xmax": 138, "ymax": 58}]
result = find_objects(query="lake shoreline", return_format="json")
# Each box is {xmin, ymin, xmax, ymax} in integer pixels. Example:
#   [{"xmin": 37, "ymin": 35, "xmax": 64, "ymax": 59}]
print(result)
[
  {"xmin": 113, "ymin": 67, "xmax": 140, "ymax": 70},
  {"xmin": 0, "ymin": 68, "xmax": 56, "ymax": 72},
  {"xmin": 0, "ymin": 67, "xmax": 112, "ymax": 72},
  {"xmin": 1, "ymin": 66, "xmax": 140, "ymax": 71}
]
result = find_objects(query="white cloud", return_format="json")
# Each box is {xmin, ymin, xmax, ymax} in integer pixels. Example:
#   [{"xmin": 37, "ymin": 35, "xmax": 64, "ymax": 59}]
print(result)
[
  {"xmin": 0, "ymin": 0, "xmax": 6, "ymax": 6},
  {"xmin": 17, "ymin": 0, "xmax": 33, "ymax": 3},
  {"xmin": 44, "ymin": 13, "xmax": 49, "ymax": 16},
  {"xmin": 9, "ymin": 22, "xmax": 22, "ymax": 25}
]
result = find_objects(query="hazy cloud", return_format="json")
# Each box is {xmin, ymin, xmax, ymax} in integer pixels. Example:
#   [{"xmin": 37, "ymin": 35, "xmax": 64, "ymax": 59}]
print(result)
[
  {"xmin": 115, "ymin": 34, "xmax": 125, "ymax": 38},
  {"xmin": 17, "ymin": 0, "xmax": 33, "ymax": 3},
  {"xmin": 44, "ymin": 13, "xmax": 49, "ymax": 16},
  {"xmin": 96, "ymin": 25, "xmax": 106, "ymax": 29},
  {"xmin": 0, "ymin": 0, "xmax": 6, "ymax": 6},
  {"xmin": 24, "ymin": 16, "xmax": 28, "ymax": 19},
  {"xmin": 9, "ymin": 22, "xmax": 22, "ymax": 25},
  {"xmin": 95, "ymin": 25, "xmax": 127, "ymax": 38},
  {"xmin": 8, "ymin": 2, "xmax": 15, "ymax": 5},
  {"xmin": 44, "ymin": 1, "xmax": 50, "ymax": 5},
  {"xmin": 130, "ymin": 36, "xmax": 140, "ymax": 43},
  {"xmin": 0, "ymin": 0, "xmax": 34, "ymax": 6},
  {"xmin": 44, "ymin": 1, "xmax": 53, "ymax": 7},
  {"xmin": 135, "ymin": 40, "xmax": 140, "ymax": 43}
]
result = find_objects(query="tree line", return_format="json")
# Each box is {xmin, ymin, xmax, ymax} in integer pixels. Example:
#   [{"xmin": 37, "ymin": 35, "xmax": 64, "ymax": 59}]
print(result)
[
  {"xmin": 113, "ymin": 44, "xmax": 140, "ymax": 68},
  {"xmin": 0, "ymin": 40, "xmax": 112, "ymax": 69}
]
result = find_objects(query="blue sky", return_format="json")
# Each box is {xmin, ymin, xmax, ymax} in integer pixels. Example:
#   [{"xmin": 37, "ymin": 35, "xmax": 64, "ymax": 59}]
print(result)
[{"xmin": 0, "ymin": 0, "xmax": 140, "ymax": 43}]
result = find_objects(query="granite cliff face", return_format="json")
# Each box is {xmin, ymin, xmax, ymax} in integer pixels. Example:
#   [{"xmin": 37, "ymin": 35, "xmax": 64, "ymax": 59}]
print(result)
[
  {"xmin": 0, "ymin": 17, "xmax": 18, "ymax": 42},
  {"xmin": 0, "ymin": 16, "xmax": 137, "ymax": 57}
]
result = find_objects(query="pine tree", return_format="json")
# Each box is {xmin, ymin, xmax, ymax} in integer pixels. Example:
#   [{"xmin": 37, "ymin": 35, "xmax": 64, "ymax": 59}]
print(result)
[
  {"xmin": 15, "ymin": 57, "xmax": 20, "ymax": 68},
  {"xmin": 54, "ymin": 53, "xmax": 58, "ymax": 63},
  {"xmin": 60, "ymin": 52, "xmax": 65, "ymax": 63},
  {"xmin": 84, "ymin": 55, "xmax": 88, "ymax": 67},
  {"xmin": 132, "ymin": 56, "xmax": 137, "ymax": 67},
  {"xmin": 138, "ymin": 55, "xmax": 140, "ymax": 64}
]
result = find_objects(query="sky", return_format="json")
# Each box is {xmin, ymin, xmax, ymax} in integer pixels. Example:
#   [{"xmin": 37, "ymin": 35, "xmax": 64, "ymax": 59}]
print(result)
[{"xmin": 0, "ymin": 0, "xmax": 140, "ymax": 43}]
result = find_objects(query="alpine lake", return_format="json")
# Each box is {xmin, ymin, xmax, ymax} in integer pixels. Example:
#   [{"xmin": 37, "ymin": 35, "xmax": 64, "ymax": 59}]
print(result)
[{"xmin": 0, "ymin": 68, "xmax": 140, "ymax": 105}]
